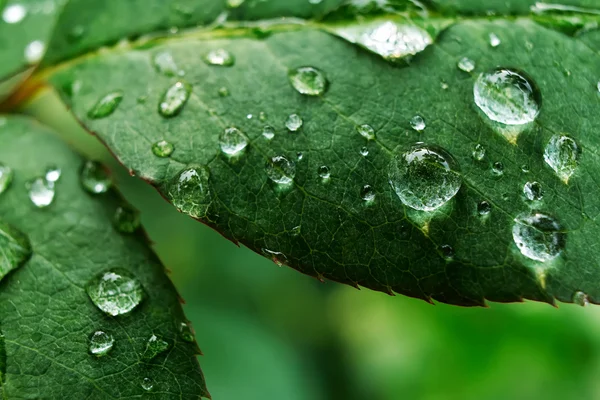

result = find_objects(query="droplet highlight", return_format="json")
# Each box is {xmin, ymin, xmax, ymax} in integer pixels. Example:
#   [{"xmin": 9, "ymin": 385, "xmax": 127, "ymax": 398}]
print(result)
[
  {"xmin": 28, "ymin": 177, "xmax": 55, "ymax": 208},
  {"xmin": 318, "ymin": 165, "xmax": 330, "ymax": 179},
  {"xmin": 204, "ymin": 49, "xmax": 235, "ymax": 66},
  {"xmin": 361, "ymin": 185, "xmax": 375, "ymax": 202}
]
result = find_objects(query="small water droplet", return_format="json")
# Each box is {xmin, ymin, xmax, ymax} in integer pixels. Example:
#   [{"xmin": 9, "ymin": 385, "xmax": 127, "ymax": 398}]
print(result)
[
  {"xmin": 152, "ymin": 140, "xmax": 174, "ymax": 158},
  {"xmin": 113, "ymin": 205, "xmax": 140, "ymax": 233},
  {"xmin": 27, "ymin": 177, "xmax": 55, "ymax": 208},
  {"xmin": 440, "ymin": 244, "xmax": 454, "ymax": 259},
  {"xmin": 288, "ymin": 66, "xmax": 328, "ymax": 96},
  {"xmin": 262, "ymin": 248, "xmax": 288, "ymax": 266},
  {"xmin": 543, "ymin": 134, "xmax": 580, "ymax": 184},
  {"xmin": 167, "ymin": 166, "xmax": 212, "ymax": 219},
  {"xmin": 474, "ymin": 68, "xmax": 541, "ymax": 125},
  {"xmin": 3, "ymin": 4, "xmax": 26, "ymax": 23},
  {"xmin": 44, "ymin": 166, "xmax": 61, "ymax": 183},
  {"xmin": 266, "ymin": 155, "xmax": 296, "ymax": 185},
  {"xmin": 457, "ymin": 57, "xmax": 475, "ymax": 73},
  {"xmin": 152, "ymin": 51, "xmax": 182, "ymax": 77},
  {"xmin": 573, "ymin": 291, "xmax": 589, "ymax": 307},
  {"xmin": 226, "ymin": 0, "xmax": 244, "ymax": 8},
  {"xmin": 388, "ymin": 143, "xmax": 462, "ymax": 212},
  {"xmin": 143, "ymin": 334, "xmax": 170, "ymax": 360},
  {"xmin": 262, "ymin": 125, "xmax": 275, "ymax": 140},
  {"xmin": 218, "ymin": 87, "xmax": 230, "ymax": 97},
  {"xmin": 141, "ymin": 377, "xmax": 154, "ymax": 392},
  {"xmin": 441, "ymin": 81, "xmax": 449, "ymax": 90},
  {"xmin": 477, "ymin": 200, "xmax": 491, "ymax": 216},
  {"xmin": 285, "ymin": 114, "xmax": 303, "ymax": 132},
  {"xmin": 178, "ymin": 321, "xmax": 195, "ymax": 342},
  {"xmin": 87, "ymin": 91, "xmax": 123, "ymax": 119},
  {"xmin": 512, "ymin": 212, "xmax": 565, "ymax": 262},
  {"xmin": 291, "ymin": 226, "xmax": 301, "ymax": 236},
  {"xmin": 489, "ymin": 32, "xmax": 501, "ymax": 47},
  {"xmin": 68, "ymin": 25, "xmax": 85, "ymax": 42},
  {"xmin": 89, "ymin": 331, "xmax": 114, "ymax": 357},
  {"xmin": 525, "ymin": 41, "xmax": 534, "ymax": 51},
  {"xmin": 0, "ymin": 164, "xmax": 13, "ymax": 195},
  {"xmin": 360, "ymin": 146, "xmax": 369, "ymax": 156},
  {"xmin": 357, "ymin": 124, "xmax": 375, "ymax": 140},
  {"xmin": 318, "ymin": 165, "xmax": 330, "ymax": 179},
  {"xmin": 492, "ymin": 162, "xmax": 504, "ymax": 176},
  {"xmin": 523, "ymin": 181, "xmax": 543, "ymax": 201},
  {"xmin": 158, "ymin": 81, "xmax": 192, "ymax": 118},
  {"xmin": 597, "ymin": 81, "xmax": 600, "ymax": 93},
  {"xmin": 204, "ymin": 49, "xmax": 235, "ymax": 66},
  {"xmin": 80, "ymin": 161, "xmax": 111, "ymax": 194},
  {"xmin": 246, "ymin": 114, "xmax": 253, "ymax": 120},
  {"xmin": 410, "ymin": 115, "xmax": 426, "ymax": 132},
  {"xmin": 86, "ymin": 269, "xmax": 145, "ymax": 316},
  {"xmin": 361, "ymin": 185, "xmax": 375, "ymax": 202},
  {"xmin": 521, "ymin": 164, "xmax": 530, "ymax": 173},
  {"xmin": 259, "ymin": 111, "xmax": 268, "ymax": 121},
  {"xmin": 472, "ymin": 144, "xmax": 486, "ymax": 161},
  {"xmin": 0, "ymin": 221, "xmax": 31, "ymax": 281},
  {"xmin": 24, "ymin": 40, "xmax": 45, "ymax": 64},
  {"xmin": 219, "ymin": 127, "xmax": 248, "ymax": 156},
  {"xmin": 296, "ymin": 152, "xmax": 304, "ymax": 161}
]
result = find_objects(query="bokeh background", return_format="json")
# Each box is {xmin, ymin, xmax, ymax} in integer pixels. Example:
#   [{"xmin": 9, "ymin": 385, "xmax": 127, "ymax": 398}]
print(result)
[{"xmin": 27, "ymin": 91, "xmax": 600, "ymax": 400}]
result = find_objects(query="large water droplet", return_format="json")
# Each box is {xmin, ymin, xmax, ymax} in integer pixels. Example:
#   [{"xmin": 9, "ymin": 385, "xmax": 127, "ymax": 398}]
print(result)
[
  {"xmin": 266, "ymin": 155, "xmax": 296, "ymax": 185},
  {"xmin": 285, "ymin": 114, "xmax": 303, "ymax": 132},
  {"xmin": 204, "ymin": 49, "xmax": 235, "ymax": 66},
  {"xmin": 543, "ymin": 134, "xmax": 580, "ymax": 184},
  {"xmin": 3, "ymin": 4, "xmax": 26, "ymax": 24},
  {"xmin": 143, "ymin": 334, "xmax": 170, "ymax": 360},
  {"xmin": 472, "ymin": 144, "xmax": 486, "ymax": 161},
  {"xmin": 0, "ymin": 164, "xmax": 13, "ymax": 195},
  {"xmin": 80, "ymin": 161, "xmax": 111, "ymax": 194},
  {"xmin": 410, "ymin": 115, "xmax": 426, "ymax": 132},
  {"xmin": 89, "ymin": 331, "xmax": 114, "ymax": 357},
  {"xmin": 141, "ymin": 377, "xmax": 154, "ymax": 392},
  {"xmin": 0, "ymin": 221, "xmax": 31, "ymax": 281},
  {"xmin": 357, "ymin": 124, "xmax": 375, "ymax": 140},
  {"xmin": 24, "ymin": 40, "xmax": 45, "ymax": 64},
  {"xmin": 262, "ymin": 125, "xmax": 275, "ymax": 140},
  {"xmin": 152, "ymin": 140, "xmax": 174, "ymax": 158},
  {"xmin": 86, "ymin": 268, "xmax": 145, "ymax": 316},
  {"xmin": 88, "ymin": 91, "xmax": 123, "ymax": 119},
  {"xmin": 152, "ymin": 51, "xmax": 182, "ymax": 77},
  {"xmin": 457, "ymin": 57, "xmax": 475, "ymax": 73},
  {"xmin": 523, "ymin": 181, "xmax": 543, "ymax": 201},
  {"xmin": 219, "ymin": 127, "xmax": 248, "ymax": 156},
  {"xmin": 113, "ymin": 205, "xmax": 140, "ymax": 233},
  {"xmin": 288, "ymin": 66, "xmax": 328, "ymax": 96},
  {"xmin": 158, "ymin": 81, "xmax": 192, "ymax": 118},
  {"xmin": 474, "ymin": 68, "xmax": 541, "ymax": 125},
  {"xmin": 512, "ymin": 212, "xmax": 565, "ymax": 262},
  {"xmin": 388, "ymin": 143, "xmax": 462, "ymax": 212},
  {"xmin": 28, "ymin": 177, "xmax": 55, "ymax": 208},
  {"xmin": 167, "ymin": 166, "xmax": 212, "ymax": 219}
]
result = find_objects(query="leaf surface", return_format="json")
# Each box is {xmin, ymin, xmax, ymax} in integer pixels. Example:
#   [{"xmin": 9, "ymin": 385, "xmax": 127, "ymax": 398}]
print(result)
[{"xmin": 0, "ymin": 116, "xmax": 209, "ymax": 399}]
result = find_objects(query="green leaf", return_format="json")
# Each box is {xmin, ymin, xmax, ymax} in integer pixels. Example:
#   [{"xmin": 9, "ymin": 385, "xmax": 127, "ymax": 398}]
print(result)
[
  {"xmin": 0, "ymin": 116, "xmax": 209, "ymax": 398},
  {"xmin": 34, "ymin": 3, "xmax": 600, "ymax": 306}
]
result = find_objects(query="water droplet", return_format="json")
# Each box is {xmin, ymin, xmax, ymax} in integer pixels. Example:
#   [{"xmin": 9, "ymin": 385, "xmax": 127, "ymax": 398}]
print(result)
[
  {"xmin": 291, "ymin": 226, "xmax": 301, "ymax": 236},
  {"xmin": 318, "ymin": 165, "xmax": 330, "ymax": 179},
  {"xmin": 597, "ymin": 81, "xmax": 600, "ymax": 93},
  {"xmin": 0, "ymin": 164, "xmax": 13, "ymax": 195},
  {"xmin": 87, "ymin": 91, "xmax": 123, "ymax": 119},
  {"xmin": 152, "ymin": 140, "xmax": 174, "ymax": 158},
  {"xmin": 457, "ymin": 57, "xmax": 475, "ymax": 73},
  {"xmin": 262, "ymin": 125, "xmax": 275, "ymax": 140},
  {"xmin": 474, "ymin": 68, "xmax": 541, "ymax": 125},
  {"xmin": 296, "ymin": 152, "xmax": 304, "ymax": 161},
  {"xmin": 440, "ymin": 244, "xmax": 454, "ymax": 259},
  {"xmin": 3, "ymin": 4, "xmax": 26, "ymax": 23},
  {"xmin": 262, "ymin": 248, "xmax": 288, "ymax": 266},
  {"xmin": 246, "ymin": 114, "xmax": 253, "ymax": 120},
  {"xmin": 113, "ymin": 205, "xmax": 140, "ymax": 233},
  {"xmin": 178, "ymin": 321, "xmax": 194, "ymax": 342},
  {"xmin": 219, "ymin": 127, "xmax": 248, "ymax": 156},
  {"xmin": 218, "ymin": 87, "xmax": 230, "ymax": 97},
  {"xmin": 265, "ymin": 155, "xmax": 296, "ymax": 185},
  {"xmin": 158, "ymin": 81, "xmax": 192, "ymax": 118},
  {"xmin": 477, "ymin": 200, "xmax": 491, "ymax": 216},
  {"xmin": 259, "ymin": 111, "xmax": 268, "ymax": 121},
  {"xmin": 361, "ymin": 185, "xmax": 375, "ymax": 202},
  {"xmin": 288, "ymin": 66, "xmax": 328, "ymax": 96},
  {"xmin": 523, "ymin": 181, "xmax": 543, "ymax": 201},
  {"xmin": 226, "ymin": 0, "xmax": 244, "ymax": 8},
  {"xmin": 285, "ymin": 114, "xmax": 303, "ymax": 132},
  {"xmin": 86, "ymin": 269, "xmax": 145, "ymax": 316},
  {"xmin": 543, "ymin": 134, "xmax": 580, "ymax": 184},
  {"xmin": 141, "ymin": 377, "xmax": 154, "ymax": 392},
  {"xmin": 492, "ymin": 162, "xmax": 504, "ymax": 176},
  {"xmin": 410, "ymin": 115, "xmax": 426, "ymax": 132},
  {"xmin": 441, "ymin": 81, "xmax": 449, "ymax": 90},
  {"xmin": 28, "ymin": 177, "xmax": 55, "ymax": 208},
  {"xmin": 168, "ymin": 166, "xmax": 212, "ymax": 219},
  {"xmin": 0, "ymin": 221, "xmax": 31, "ymax": 281},
  {"xmin": 360, "ymin": 146, "xmax": 369, "ymax": 156},
  {"xmin": 152, "ymin": 51, "xmax": 182, "ymax": 77},
  {"xmin": 489, "ymin": 33, "xmax": 501, "ymax": 47},
  {"xmin": 472, "ymin": 144, "xmax": 486, "ymax": 161},
  {"xmin": 45, "ymin": 166, "xmax": 61, "ymax": 183},
  {"xmin": 204, "ymin": 49, "xmax": 235, "ymax": 66},
  {"xmin": 512, "ymin": 212, "xmax": 565, "ymax": 262},
  {"xmin": 24, "ymin": 40, "xmax": 45, "ymax": 64},
  {"xmin": 143, "ymin": 334, "xmax": 170, "ymax": 360},
  {"xmin": 80, "ymin": 161, "xmax": 111, "ymax": 194},
  {"xmin": 357, "ymin": 124, "xmax": 375, "ymax": 140},
  {"xmin": 573, "ymin": 291, "xmax": 589, "ymax": 307},
  {"xmin": 88, "ymin": 331, "xmax": 114, "ymax": 357},
  {"xmin": 521, "ymin": 164, "xmax": 530, "ymax": 173},
  {"xmin": 388, "ymin": 143, "xmax": 462, "ymax": 212}
]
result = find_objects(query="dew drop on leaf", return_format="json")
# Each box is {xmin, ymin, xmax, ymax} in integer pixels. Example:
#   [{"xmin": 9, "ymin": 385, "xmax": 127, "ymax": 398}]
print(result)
[
  {"xmin": 285, "ymin": 114, "xmax": 303, "ymax": 132},
  {"xmin": 141, "ymin": 377, "xmax": 154, "ymax": 392},
  {"xmin": 262, "ymin": 125, "xmax": 275, "ymax": 140},
  {"xmin": 0, "ymin": 220, "xmax": 31, "ymax": 281},
  {"xmin": 152, "ymin": 140, "xmax": 174, "ymax": 158},
  {"xmin": 489, "ymin": 33, "xmax": 501, "ymax": 47},
  {"xmin": 259, "ymin": 111, "xmax": 267, "ymax": 121},
  {"xmin": 474, "ymin": 68, "xmax": 541, "ymax": 125},
  {"xmin": 27, "ymin": 177, "xmax": 55, "ymax": 208},
  {"xmin": 45, "ymin": 165, "xmax": 61, "ymax": 183},
  {"xmin": 152, "ymin": 51, "xmax": 181, "ymax": 77},
  {"xmin": 219, "ymin": 127, "xmax": 248, "ymax": 156},
  {"xmin": 291, "ymin": 226, "xmax": 301, "ymax": 236},
  {"xmin": 0, "ymin": 164, "xmax": 13, "ymax": 195},
  {"xmin": 2, "ymin": 4, "xmax": 26, "ymax": 24},
  {"xmin": 543, "ymin": 134, "xmax": 580, "ymax": 184},
  {"xmin": 24, "ymin": 40, "xmax": 45, "ymax": 64},
  {"xmin": 288, "ymin": 66, "xmax": 328, "ymax": 96},
  {"xmin": 262, "ymin": 248, "xmax": 288, "ymax": 266},
  {"xmin": 87, "ymin": 91, "xmax": 123, "ymax": 119},
  {"xmin": 492, "ymin": 161, "xmax": 504, "ymax": 176},
  {"xmin": 143, "ymin": 334, "xmax": 170, "ymax": 360},
  {"xmin": 158, "ymin": 81, "xmax": 192, "ymax": 118},
  {"xmin": 86, "ymin": 268, "xmax": 145, "ymax": 316},
  {"xmin": 178, "ymin": 321, "xmax": 195, "ymax": 343},
  {"xmin": 360, "ymin": 146, "xmax": 369, "ymax": 156},
  {"xmin": 472, "ymin": 144, "xmax": 486, "ymax": 161},
  {"xmin": 357, "ymin": 124, "xmax": 375, "ymax": 140},
  {"xmin": 80, "ymin": 161, "xmax": 111, "ymax": 194},
  {"xmin": 167, "ymin": 166, "xmax": 212, "ymax": 219},
  {"xmin": 113, "ymin": 205, "xmax": 141, "ymax": 234},
  {"xmin": 361, "ymin": 184, "xmax": 375, "ymax": 202},
  {"xmin": 457, "ymin": 57, "xmax": 475, "ymax": 73},
  {"xmin": 88, "ymin": 331, "xmax": 114, "ymax": 357},
  {"xmin": 440, "ymin": 244, "xmax": 454, "ymax": 260},
  {"xmin": 266, "ymin": 155, "xmax": 296, "ymax": 185},
  {"xmin": 218, "ymin": 87, "xmax": 230, "ymax": 97},
  {"xmin": 203, "ymin": 49, "xmax": 235, "ymax": 66},
  {"xmin": 388, "ymin": 143, "xmax": 462, "ymax": 212},
  {"xmin": 512, "ymin": 212, "xmax": 565, "ymax": 262},
  {"xmin": 477, "ymin": 200, "xmax": 491, "ymax": 216},
  {"xmin": 296, "ymin": 152, "xmax": 304, "ymax": 161},
  {"xmin": 523, "ymin": 181, "xmax": 543, "ymax": 201},
  {"xmin": 410, "ymin": 115, "xmax": 426, "ymax": 132},
  {"xmin": 573, "ymin": 291, "xmax": 589, "ymax": 307},
  {"xmin": 318, "ymin": 165, "xmax": 330, "ymax": 179}
]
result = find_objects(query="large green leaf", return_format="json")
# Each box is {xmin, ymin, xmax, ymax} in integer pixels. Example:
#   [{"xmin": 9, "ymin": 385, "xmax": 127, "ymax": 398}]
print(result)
[
  {"xmin": 29, "ymin": 2, "xmax": 600, "ymax": 306},
  {"xmin": 0, "ymin": 116, "xmax": 209, "ymax": 398}
]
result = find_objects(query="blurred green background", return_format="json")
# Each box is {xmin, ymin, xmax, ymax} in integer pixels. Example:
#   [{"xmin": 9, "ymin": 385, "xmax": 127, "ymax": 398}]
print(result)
[{"xmin": 27, "ymin": 91, "xmax": 600, "ymax": 400}]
